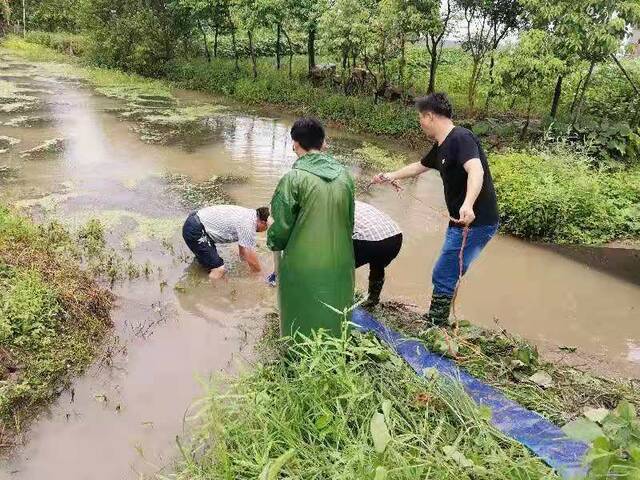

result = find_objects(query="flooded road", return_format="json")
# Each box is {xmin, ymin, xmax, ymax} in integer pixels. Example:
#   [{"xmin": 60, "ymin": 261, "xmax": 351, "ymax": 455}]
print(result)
[{"xmin": 1, "ymin": 55, "xmax": 639, "ymax": 478}]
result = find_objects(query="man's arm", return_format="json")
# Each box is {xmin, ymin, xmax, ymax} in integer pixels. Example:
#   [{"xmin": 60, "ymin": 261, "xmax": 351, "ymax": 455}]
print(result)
[
  {"xmin": 371, "ymin": 161, "xmax": 429, "ymax": 183},
  {"xmin": 239, "ymin": 246, "xmax": 262, "ymax": 272},
  {"xmin": 454, "ymin": 158, "xmax": 484, "ymax": 225}
]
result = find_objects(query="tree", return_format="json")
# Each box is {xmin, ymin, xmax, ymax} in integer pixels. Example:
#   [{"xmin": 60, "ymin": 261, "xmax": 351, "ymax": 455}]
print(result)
[
  {"xmin": 424, "ymin": 0, "xmax": 455, "ymax": 93},
  {"xmin": 382, "ymin": 0, "xmax": 438, "ymax": 88},
  {"xmin": 524, "ymin": 0, "xmax": 640, "ymax": 125},
  {"xmin": 0, "ymin": 0, "xmax": 10, "ymax": 36},
  {"xmin": 288, "ymin": 0, "xmax": 324, "ymax": 73},
  {"xmin": 456, "ymin": 0, "xmax": 523, "ymax": 112},
  {"xmin": 497, "ymin": 30, "xmax": 564, "ymax": 137},
  {"xmin": 320, "ymin": 0, "xmax": 370, "ymax": 72}
]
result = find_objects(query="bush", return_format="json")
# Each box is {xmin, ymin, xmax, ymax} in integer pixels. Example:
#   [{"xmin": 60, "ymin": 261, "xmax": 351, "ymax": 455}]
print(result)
[
  {"xmin": 164, "ymin": 58, "xmax": 422, "ymax": 139},
  {"xmin": 491, "ymin": 149, "xmax": 640, "ymax": 244},
  {"xmin": 0, "ymin": 206, "xmax": 112, "ymax": 439},
  {"xmin": 24, "ymin": 30, "xmax": 87, "ymax": 56}
]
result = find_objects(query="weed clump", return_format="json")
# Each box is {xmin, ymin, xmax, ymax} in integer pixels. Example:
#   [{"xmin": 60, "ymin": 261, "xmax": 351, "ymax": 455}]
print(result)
[
  {"xmin": 164, "ymin": 173, "xmax": 247, "ymax": 208},
  {"xmin": 0, "ymin": 206, "xmax": 112, "ymax": 446}
]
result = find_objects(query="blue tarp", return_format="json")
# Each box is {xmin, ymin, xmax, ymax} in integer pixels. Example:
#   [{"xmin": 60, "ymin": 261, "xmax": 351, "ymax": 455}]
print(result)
[{"xmin": 351, "ymin": 307, "xmax": 590, "ymax": 479}]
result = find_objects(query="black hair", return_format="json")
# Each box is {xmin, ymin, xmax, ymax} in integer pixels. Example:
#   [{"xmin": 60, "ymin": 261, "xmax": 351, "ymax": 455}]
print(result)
[
  {"xmin": 256, "ymin": 207, "xmax": 270, "ymax": 222},
  {"xmin": 290, "ymin": 117, "xmax": 325, "ymax": 151},
  {"xmin": 415, "ymin": 93, "xmax": 453, "ymax": 119}
]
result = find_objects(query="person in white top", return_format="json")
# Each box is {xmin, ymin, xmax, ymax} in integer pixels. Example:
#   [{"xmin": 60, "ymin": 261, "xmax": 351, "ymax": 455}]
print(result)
[
  {"xmin": 182, "ymin": 205, "xmax": 269, "ymax": 280},
  {"xmin": 353, "ymin": 201, "xmax": 403, "ymax": 307}
]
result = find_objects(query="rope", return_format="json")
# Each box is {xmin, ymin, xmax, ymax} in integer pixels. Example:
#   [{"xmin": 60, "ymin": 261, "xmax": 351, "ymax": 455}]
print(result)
[{"xmin": 367, "ymin": 178, "xmax": 470, "ymax": 326}]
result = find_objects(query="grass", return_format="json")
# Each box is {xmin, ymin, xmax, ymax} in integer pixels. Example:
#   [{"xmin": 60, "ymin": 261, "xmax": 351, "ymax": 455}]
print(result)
[
  {"xmin": 172, "ymin": 306, "xmax": 639, "ymax": 479},
  {"xmin": 173, "ymin": 325, "xmax": 558, "ymax": 479},
  {"xmin": 0, "ymin": 206, "xmax": 113, "ymax": 445}
]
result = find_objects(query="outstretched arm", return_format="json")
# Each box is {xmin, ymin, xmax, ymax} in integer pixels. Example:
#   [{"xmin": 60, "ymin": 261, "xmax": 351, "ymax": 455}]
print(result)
[{"xmin": 371, "ymin": 162, "xmax": 429, "ymax": 184}]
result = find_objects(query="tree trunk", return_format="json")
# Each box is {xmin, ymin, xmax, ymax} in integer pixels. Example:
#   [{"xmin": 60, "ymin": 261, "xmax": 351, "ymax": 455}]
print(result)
[
  {"xmin": 282, "ymin": 28, "xmax": 294, "ymax": 79},
  {"xmin": 468, "ymin": 60, "xmax": 481, "ymax": 112},
  {"xmin": 307, "ymin": 28, "xmax": 316, "ymax": 74},
  {"xmin": 231, "ymin": 29, "xmax": 239, "ymax": 72},
  {"xmin": 550, "ymin": 75, "xmax": 563, "ymax": 119},
  {"xmin": 22, "ymin": 0, "xmax": 26, "ymax": 36},
  {"xmin": 342, "ymin": 51, "xmax": 348, "ymax": 70},
  {"xmin": 572, "ymin": 61, "xmax": 596, "ymax": 127},
  {"xmin": 213, "ymin": 27, "xmax": 219, "ymax": 58},
  {"xmin": 427, "ymin": 40, "xmax": 438, "ymax": 93},
  {"xmin": 276, "ymin": 23, "xmax": 282, "ymax": 70},
  {"xmin": 520, "ymin": 97, "xmax": 533, "ymax": 140},
  {"xmin": 197, "ymin": 20, "xmax": 211, "ymax": 63},
  {"xmin": 483, "ymin": 55, "xmax": 496, "ymax": 114},
  {"xmin": 569, "ymin": 75, "xmax": 584, "ymax": 114},
  {"xmin": 248, "ymin": 30, "xmax": 258, "ymax": 79},
  {"xmin": 399, "ymin": 33, "xmax": 406, "ymax": 88},
  {"xmin": 611, "ymin": 54, "xmax": 640, "ymax": 96}
]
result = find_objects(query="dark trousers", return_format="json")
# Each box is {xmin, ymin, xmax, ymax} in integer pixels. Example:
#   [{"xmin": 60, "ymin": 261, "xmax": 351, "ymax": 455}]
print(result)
[
  {"xmin": 354, "ymin": 233, "xmax": 403, "ymax": 293},
  {"xmin": 182, "ymin": 212, "xmax": 224, "ymax": 271}
]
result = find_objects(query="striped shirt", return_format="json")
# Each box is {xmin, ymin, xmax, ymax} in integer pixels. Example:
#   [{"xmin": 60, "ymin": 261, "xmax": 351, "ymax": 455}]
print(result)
[
  {"xmin": 353, "ymin": 201, "xmax": 401, "ymax": 241},
  {"xmin": 197, "ymin": 205, "xmax": 257, "ymax": 248}
]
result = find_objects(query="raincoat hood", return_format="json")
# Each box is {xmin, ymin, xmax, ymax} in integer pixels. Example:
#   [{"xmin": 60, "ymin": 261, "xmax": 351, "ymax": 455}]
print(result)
[{"xmin": 293, "ymin": 152, "xmax": 343, "ymax": 181}]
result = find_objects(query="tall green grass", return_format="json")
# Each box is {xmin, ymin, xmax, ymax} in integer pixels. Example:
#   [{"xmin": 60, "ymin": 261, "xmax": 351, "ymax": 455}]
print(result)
[{"xmin": 173, "ymin": 328, "xmax": 557, "ymax": 479}]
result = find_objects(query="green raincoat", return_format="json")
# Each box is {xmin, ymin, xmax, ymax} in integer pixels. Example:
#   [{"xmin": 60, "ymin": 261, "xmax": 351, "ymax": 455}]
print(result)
[{"xmin": 268, "ymin": 152, "xmax": 355, "ymax": 338}]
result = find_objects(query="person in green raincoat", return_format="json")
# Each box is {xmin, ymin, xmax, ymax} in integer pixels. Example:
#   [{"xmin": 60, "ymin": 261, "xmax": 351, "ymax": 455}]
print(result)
[{"xmin": 267, "ymin": 118, "xmax": 355, "ymax": 339}]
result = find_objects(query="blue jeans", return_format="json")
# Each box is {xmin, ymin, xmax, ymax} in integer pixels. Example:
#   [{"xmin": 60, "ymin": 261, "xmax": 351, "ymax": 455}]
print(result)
[{"xmin": 432, "ymin": 224, "xmax": 498, "ymax": 297}]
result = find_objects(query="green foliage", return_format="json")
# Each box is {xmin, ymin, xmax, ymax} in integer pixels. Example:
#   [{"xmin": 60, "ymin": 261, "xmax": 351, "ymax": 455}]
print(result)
[
  {"xmin": 548, "ymin": 118, "xmax": 640, "ymax": 166},
  {"xmin": 490, "ymin": 148, "xmax": 640, "ymax": 243},
  {"xmin": 175, "ymin": 329, "xmax": 556, "ymax": 479},
  {"xmin": 0, "ymin": 206, "xmax": 112, "ymax": 435},
  {"xmin": 78, "ymin": 0, "xmax": 190, "ymax": 77},
  {"xmin": 24, "ymin": 30, "xmax": 87, "ymax": 55},
  {"xmin": 497, "ymin": 30, "xmax": 564, "ymax": 114},
  {"xmin": 562, "ymin": 402, "xmax": 640, "ymax": 478}
]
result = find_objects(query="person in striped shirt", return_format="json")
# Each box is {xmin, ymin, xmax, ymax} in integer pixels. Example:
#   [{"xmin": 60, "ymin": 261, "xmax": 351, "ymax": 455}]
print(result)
[
  {"xmin": 182, "ymin": 205, "xmax": 269, "ymax": 280},
  {"xmin": 353, "ymin": 201, "xmax": 403, "ymax": 307}
]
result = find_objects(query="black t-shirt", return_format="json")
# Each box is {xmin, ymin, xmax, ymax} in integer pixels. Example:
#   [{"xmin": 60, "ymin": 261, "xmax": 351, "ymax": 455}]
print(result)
[{"xmin": 421, "ymin": 126, "xmax": 499, "ymax": 226}]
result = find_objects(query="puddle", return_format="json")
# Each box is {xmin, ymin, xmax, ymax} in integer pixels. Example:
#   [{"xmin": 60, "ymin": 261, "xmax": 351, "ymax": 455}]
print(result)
[{"xmin": 0, "ymin": 54, "xmax": 639, "ymax": 479}]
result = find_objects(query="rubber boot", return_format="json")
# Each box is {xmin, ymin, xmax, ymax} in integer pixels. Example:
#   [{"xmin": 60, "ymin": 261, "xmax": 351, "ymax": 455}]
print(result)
[
  {"xmin": 423, "ymin": 294, "xmax": 452, "ymax": 327},
  {"xmin": 362, "ymin": 279, "xmax": 384, "ymax": 309}
]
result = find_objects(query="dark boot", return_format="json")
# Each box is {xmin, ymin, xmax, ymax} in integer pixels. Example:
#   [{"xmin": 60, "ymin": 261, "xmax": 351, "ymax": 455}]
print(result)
[
  {"xmin": 362, "ymin": 279, "xmax": 384, "ymax": 308},
  {"xmin": 423, "ymin": 294, "xmax": 452, "ymax": 327}
]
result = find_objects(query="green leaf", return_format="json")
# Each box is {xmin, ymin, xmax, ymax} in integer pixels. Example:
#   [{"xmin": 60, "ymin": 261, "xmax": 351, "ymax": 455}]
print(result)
[
  {"xmin": 315, "ymin": 413, "xmax": 332, "ymax": 430},
  {"xmin": 442, "ymin": 445, "xmax": 474, "ymax": 468},
  {"xmin": 528, "ymin": 371, "xmax": 553, "ymax": 388},
  {"xmin": 562, "ymin": 418, "xmax": 604, "ymax": 442},
  {"xmin": 614, "ymin": 401, "xmax": 636, "ymax": 421},
  {"xmin": 374, "ymin": 466, "xmax": 388, "ymax": 480},
  {"xmin": 583, "ymin": 407, "xmax": 610, "ymax": 424},
  {"xmin": 259, "ymin": 449, "xmax": 295, "ymax": 480},
  {"xmin": 382, "ymin": 400, "xmax": 392, "ymax": 424},
  {"xmin": 370, "ymin": 412, "xmax": 391, "ymax": 454}
]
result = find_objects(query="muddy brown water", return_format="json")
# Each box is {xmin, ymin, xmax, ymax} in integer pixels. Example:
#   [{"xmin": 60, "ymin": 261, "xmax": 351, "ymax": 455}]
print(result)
[{"xmin": 0, "ymin": 56, "xmax": 639, "ymax": 478}]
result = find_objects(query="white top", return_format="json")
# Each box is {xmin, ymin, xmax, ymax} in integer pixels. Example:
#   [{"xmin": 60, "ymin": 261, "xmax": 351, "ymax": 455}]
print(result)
[
  {"xmin": 197, "ymin": 205, "xmax": 257, "ymax": 248},
  {"xmin": 353, "ymin": 201, "xmax": 401, "ymax": 241}
]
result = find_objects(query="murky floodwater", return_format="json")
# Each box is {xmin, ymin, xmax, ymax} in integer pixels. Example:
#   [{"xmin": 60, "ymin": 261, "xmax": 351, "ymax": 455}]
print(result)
[{"xmin": 1, "ymin": 55, "xmax": 639, "ymax": 478}]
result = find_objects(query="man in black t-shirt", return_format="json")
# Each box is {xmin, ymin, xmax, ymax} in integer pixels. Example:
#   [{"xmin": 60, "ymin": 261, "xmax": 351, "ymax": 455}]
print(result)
[{"xmin": 371, "ymin": 92, "xmax": 499, "ymax": 326}]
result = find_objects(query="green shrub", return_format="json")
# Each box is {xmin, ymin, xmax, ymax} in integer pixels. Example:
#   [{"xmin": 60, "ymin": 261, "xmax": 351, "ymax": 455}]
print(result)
[
  {"xmin": 491, "ymin": 149, "xmax": 640, "ymax": 243},
  {"xmin": 24, "ymin": 30, "xmax": 87, "ymax": 56},
  {"xmin": 0, "ymin": 206, "xmax": 112, "ymax": 436}
]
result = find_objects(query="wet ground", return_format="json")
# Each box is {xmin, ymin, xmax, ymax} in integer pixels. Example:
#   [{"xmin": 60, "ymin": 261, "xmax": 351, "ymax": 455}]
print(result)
[{"xmin": 1, "ymin": 55, "xmax": 639, "ymax": 478}]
